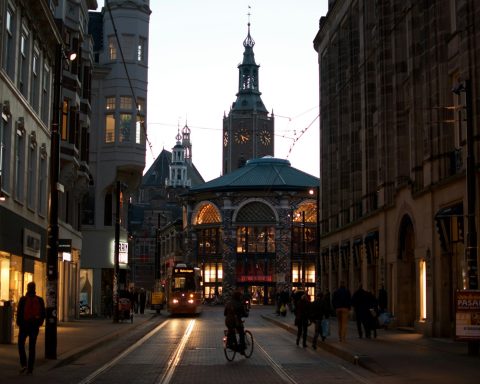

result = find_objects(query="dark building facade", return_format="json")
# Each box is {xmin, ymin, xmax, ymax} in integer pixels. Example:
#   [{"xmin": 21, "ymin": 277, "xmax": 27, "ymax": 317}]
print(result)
[
  {"xmin": 314, "ymin": 0, "xmax": 480, "ymax": 337},
  {"xmin": 222, "ymin": 22, "xmax": 274, "ymax": 174}
]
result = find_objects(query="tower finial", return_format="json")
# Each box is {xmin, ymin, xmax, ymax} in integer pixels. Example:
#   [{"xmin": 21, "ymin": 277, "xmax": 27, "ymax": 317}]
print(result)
[{"xmin": 243, "ymin": 5, "xmax": 255, "ymax": 48}]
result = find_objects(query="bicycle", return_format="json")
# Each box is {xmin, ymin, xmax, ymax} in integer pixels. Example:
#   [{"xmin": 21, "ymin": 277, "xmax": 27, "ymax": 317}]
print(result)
[{"xmin": 223, "ymin": 327, "xmax": 254, "ymax": 361}]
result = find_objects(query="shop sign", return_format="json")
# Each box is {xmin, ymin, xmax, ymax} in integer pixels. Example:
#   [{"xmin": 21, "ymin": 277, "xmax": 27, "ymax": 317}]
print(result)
[
  {"xmin": 455, "ymin": 289, "xmax": 480, "ymax": 341},
  {"xmin": 239, "ymin": 275, "xmax": 272, "ymax": 282},
  {"xmin": 59, "ymin": 239, "xmax": 72, "ymax": 261},
  {"xmin": 23, "ymin": 228, "xmax": 41, "ymax": 258},
  {"xmin": 119, "ymin": 242, "xmax": 128, "ymax": 264}
]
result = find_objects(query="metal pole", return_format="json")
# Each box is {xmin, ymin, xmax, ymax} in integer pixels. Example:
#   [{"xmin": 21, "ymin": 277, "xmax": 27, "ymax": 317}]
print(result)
[
  {"xmin": 465, "ymin": 79, "xmax": 479, "ymax": 355},
  {"xmin": 45, "ymin": 43, "xmax": 62, "ymax": 359},
  {"xmin": 113, "ymin": 180, "xmax": 120, "ymax": 323},
  {"xmin": 316, "ymin": 185, "xmax": 321, "ymax": 294}
]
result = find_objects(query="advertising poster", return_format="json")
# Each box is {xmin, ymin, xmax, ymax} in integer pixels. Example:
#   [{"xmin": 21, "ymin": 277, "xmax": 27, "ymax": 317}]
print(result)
[{"xmin": 455, "ymin": 289, "xmax": 480, "ymax": 341}]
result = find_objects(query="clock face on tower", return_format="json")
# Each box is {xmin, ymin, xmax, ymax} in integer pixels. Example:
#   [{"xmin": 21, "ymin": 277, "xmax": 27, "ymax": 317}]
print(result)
[
  {"xmin": 223, "ymin": 131, "xmax": 229, "ymax": 146},
  {"xmin": 234, "ymin": 127, "xmax": 250, "ymax": 144},
  {"xmin": 259, "ymin": 129, "xmax": 272, "ymax": 145}
]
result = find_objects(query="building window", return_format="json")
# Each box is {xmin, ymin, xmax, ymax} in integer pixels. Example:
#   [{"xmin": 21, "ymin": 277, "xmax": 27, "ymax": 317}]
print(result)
[
  {"xmin": 38, "ymin": 148, "xmax": 47, "ymax": 216},
  {"xmin": 105, "ymin": 115, "xmax": 115, "ymax": 143},
  {"xmin": 135, "ymin": 116, "xmax": 142, "ymax": 144},
  {"xmin": 119, "ymin": 114, "xmax": 131, "ymax": 142},
  {"xmin": 18, "ymin": 27, "xmax": 30, "ymax": 97},
  {"xmin": 122, "ymin": 34, "xmax": 135, "ymax": 60},
  {"xmin": 120, "ymin": 96, "xmax": 132, "ymax": 110},
  {"xmin": 41, "ymin": 63, "xmax": 51, "ymax": 124},
  {"xmin": 108, "ymin": 36, "xmax": 117, "ymax": 60},
  {"xmin": 0, "ymin": 111, "xmax": 11, "ymax": 193},
  {"xmin": 31, "ymin": 49, "xmax": 40, "ymax": 112},
  {"xmin": 137, "ymin": 37, "xmax": 146, "ymax": 62},
  {"xmin": 27, "ymin": 138, "xmax": 37, "ymax": 210},
  {"xmin": 236, "ymin": 226, "xmax": 275, "ymax": 253},
  {"xmin": 14, "ymin": 125, "xmax": 25, "ymax": 202},
  {"xmin": 61, "ymin": 100, "xmax": 68, "ymax": 141},
  {"xmin": 3, "ymin": 7, "xmax": 16, "ymax": 78},
  {"xmin": 106, "ymin": 96, "xmax": 116, "ymax": 111}
]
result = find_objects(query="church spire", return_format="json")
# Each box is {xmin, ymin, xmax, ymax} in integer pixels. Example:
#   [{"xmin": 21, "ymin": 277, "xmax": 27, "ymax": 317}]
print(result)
[{"xmin": 232, "ymin": 15, "xmax": 267, "ymax": 113}]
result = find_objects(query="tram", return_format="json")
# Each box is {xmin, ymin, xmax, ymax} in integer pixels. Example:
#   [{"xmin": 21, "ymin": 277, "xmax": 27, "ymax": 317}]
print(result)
[{"xmin": 166, "ymin": 263, "xmax": 203, "ymax": 315}]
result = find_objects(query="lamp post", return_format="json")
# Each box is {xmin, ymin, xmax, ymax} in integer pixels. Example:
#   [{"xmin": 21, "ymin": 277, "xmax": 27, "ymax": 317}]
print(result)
[
  {"xmin": 453, "ymin": 79, "xmax": 479, "ymax": 356},
  {"xmin": 45, "ymin": 44, "xmax": 77, "ymax": 359},
  {"xmin": 45, "ymin": 44, "xmax": 62, "ymax": 360}
]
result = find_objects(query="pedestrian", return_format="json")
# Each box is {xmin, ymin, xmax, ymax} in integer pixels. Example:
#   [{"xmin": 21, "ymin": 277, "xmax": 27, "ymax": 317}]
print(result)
[
  {"xmin": 130, "ymin": 287, "xmax": 138, "ymax": 314},
  {"xmin": 332, "ymin": 281, "xmax": 351, "ymax": 342},
  {"xmin": 279, "ymin": 287, "xmax": 290, "ymax": 317},
  {"xmin": 139, "ymin": 288, "xmax": 146, "ymax": 314},
  {"xmin": 351, "ymin": 283, "xmax": 369, "ymax": 338},
  {"xmin": 378, "ymin": 284, "xmax": 387, "ymax": 313},
  {"xmin": 365, "ymin": 289, "xmax": 379, "ymax": 338},
  {"xmin": 16, "ymin": 282, "xmax": 46, "ymax": 375},
  {"xmin": 294, "ymin": 293, "xmax": 311, "ymax": 348},
  {"xmin": 310, "ymin": 292, "xmax": 330, "ymax": 349}
]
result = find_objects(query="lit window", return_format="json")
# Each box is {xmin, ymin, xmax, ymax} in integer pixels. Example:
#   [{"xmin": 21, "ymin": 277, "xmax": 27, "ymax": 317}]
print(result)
[
  {"xmin": 108, "ymin": 36, "xmax": 117, "ymax": 60},
  {"xmin": 106, "ymin": 97, "xmax": 115, "ymax": 111},
  {"xmin": 119, "ymin": 114, "xmax": 131, "ymax": 142},
  {"xmin": 135, "ymin": 116, "xmax": 142, "ymax": 144},
  {"xmin": 137, "ymin": 37, "xmax": 146, "ymax": 62},
  {"xmin": 105, "ymin": 115, "xmax": 115, "ymax": 143}
]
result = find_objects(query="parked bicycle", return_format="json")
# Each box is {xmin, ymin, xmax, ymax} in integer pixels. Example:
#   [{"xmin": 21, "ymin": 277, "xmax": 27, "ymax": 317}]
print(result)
[{"xmin": 223, "ymin": 326, "xmax": 254, "ymax": 361}]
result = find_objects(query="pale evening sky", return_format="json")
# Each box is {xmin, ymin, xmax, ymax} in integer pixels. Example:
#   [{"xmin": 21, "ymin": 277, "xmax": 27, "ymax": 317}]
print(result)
[{"xmin": 96, "ymin": 1, "xmax": 329, "ymax": 181}]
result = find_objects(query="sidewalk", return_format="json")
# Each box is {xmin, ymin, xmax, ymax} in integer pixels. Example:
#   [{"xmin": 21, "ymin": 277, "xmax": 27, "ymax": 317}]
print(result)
[
  {"xmin": 0, "ymin": 310, "xmax": 159, "ymax": 380},
  {"xmin": 262, "ymin": 310, "xmax": 480, "ymax": 383}
]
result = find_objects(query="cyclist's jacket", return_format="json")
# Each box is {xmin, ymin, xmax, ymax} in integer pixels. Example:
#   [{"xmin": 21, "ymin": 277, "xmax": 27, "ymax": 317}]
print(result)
[{"xmin": 224, "ymin": 297, "xmax": 247, "ymax": 328}]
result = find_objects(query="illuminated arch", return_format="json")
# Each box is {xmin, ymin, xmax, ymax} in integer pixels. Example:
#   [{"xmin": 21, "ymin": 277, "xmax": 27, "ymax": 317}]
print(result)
[
  {"xmin": 193, "ymin": 202, "xmax": 221, "ymax": 225},
  {"xmin": 293, "ymin": 200, "xmax": 317, "ymax": 223}
]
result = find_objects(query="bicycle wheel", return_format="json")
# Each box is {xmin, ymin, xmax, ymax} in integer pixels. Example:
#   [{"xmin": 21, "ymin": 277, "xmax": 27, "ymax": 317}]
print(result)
[
  {"xmin": 244, "ymin": 330, "xmax": 254, "ymax": 358},
  {"xmin": 223, "ymin": 336, "xmax": 236, "ymax": 362}
]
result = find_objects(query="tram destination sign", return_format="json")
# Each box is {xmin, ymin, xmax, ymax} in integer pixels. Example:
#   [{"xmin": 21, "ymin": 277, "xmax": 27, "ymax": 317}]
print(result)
[{"xmin": 455, "ymin": 289, "xmax": 480, "ymax": 341}]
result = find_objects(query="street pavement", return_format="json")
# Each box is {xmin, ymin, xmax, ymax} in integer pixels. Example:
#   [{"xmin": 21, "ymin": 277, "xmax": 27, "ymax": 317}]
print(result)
[{"xmin": 1, "ymin": 306, "xmax": 479, "ymax": 382}]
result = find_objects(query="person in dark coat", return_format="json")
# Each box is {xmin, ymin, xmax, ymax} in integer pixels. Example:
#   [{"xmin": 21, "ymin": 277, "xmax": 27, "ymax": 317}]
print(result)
[
  {"xmin": 365, "ymin": 290, "xmax": 379, "ymax": 338},
  {"xmin": 310, "ymin": 292, "xmax": 330, "ymax": 349},
  {"xmin": 139, "ymin": 288, "xmax": 146, "ymax": 314},
  {"xmin": 16, "ymin": 282, "xmax": 46, "ymax": 375},
  {"xmin": 294, "ymin": 293, "xmax": 311, "ymax": 348},
  {"xmin": 332, "ymin": 281, "xmax": 352, "ymax": 342},
  {"xmin": 351, "ymin": 283, "xmax": 369, "ymax": 338},
  {"xmin": 224, "ymin": 291, "xmax": 249, "ymax": 353},
  {"xmin": 378, "ymin": 285, "xmax": 388, "ymax": 313}
]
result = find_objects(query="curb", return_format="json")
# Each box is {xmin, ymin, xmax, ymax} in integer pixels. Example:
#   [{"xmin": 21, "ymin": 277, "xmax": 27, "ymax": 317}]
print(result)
[{"xmin": 261, "ymin": 314, "xmax": 387, "ymax": 374}]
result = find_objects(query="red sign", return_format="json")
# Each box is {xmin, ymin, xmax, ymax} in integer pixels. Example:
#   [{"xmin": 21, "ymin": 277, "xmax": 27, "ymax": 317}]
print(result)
[{"xmin": 238, "ymin": 275, "xmax": 273, "ymax": 282}]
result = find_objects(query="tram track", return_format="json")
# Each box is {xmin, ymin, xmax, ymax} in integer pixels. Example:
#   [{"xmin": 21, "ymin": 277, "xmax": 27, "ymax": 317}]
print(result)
[{"xmin": 76, "ymin": 320, "xmax": 170, "ymax": 384}]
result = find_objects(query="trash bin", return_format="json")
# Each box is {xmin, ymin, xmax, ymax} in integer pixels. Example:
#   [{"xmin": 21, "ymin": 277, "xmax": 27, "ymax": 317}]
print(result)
[{"xmin": 0, "ymin": 300, "xmax": 14, "ymax": 344}]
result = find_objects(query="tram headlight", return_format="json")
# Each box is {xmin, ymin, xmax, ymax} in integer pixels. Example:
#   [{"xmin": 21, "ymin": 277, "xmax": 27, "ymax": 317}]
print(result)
[
  {"xmin": 172, "ymin": 298, "xmax": 179, "ymax": 304},
  {"xmin": 188, "ymin": 299, "xmax": 194, "ymax": 304}
]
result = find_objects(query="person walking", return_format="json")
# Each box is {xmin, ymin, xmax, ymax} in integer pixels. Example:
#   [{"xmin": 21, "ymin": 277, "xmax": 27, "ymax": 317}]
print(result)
[
  {"xmin": 351, "ymin": 283, "xmax": 369, "ymax": 338},
  {"xmin": 139, "ymin": 288, "xmax": 146, "ymax": 314},
  {"xmin": 310, "ymin": 292, "xmax": 330, "ymax": 349},
  {"xmin": 294, "ymin": 293, "xmax": 311, "ymax": 348},
  {"xmin": 16, "ymin": 282, "xmax": 46, "ymax": 375},
  {"xmin": 332, "ymin": 281, "xmax": 351, "ymax": 342}
]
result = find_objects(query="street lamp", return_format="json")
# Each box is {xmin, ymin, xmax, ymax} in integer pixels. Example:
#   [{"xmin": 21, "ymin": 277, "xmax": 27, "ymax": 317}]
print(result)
[
  {"xmin": 453, "ymin": 79, "xmax": 479, "ymax": 356},
  {"xmin": 45, "ymin": 44, "xmax": 76, "ymax": 359}
]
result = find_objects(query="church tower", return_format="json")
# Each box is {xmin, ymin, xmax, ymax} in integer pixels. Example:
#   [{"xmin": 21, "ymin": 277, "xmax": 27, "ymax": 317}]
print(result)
[
  {"xmin": 222, "ymin": 21, "xmax": 274, "ymax": 174},
  {"xmin": 166, "ymin": 127, "xmax": 191, "ymax": 188}
]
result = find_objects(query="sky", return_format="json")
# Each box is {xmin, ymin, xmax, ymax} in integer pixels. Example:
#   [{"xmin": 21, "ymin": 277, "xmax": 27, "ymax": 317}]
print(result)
[{"xmin": 97, "ymin": 0, "xmax": 329, "ymax": 181}]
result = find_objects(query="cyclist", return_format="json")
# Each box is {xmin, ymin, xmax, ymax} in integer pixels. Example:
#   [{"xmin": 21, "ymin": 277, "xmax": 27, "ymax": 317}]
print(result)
[{"xmin": 224, "ymin": 291, "xmax": 248, "ymax": 354}]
